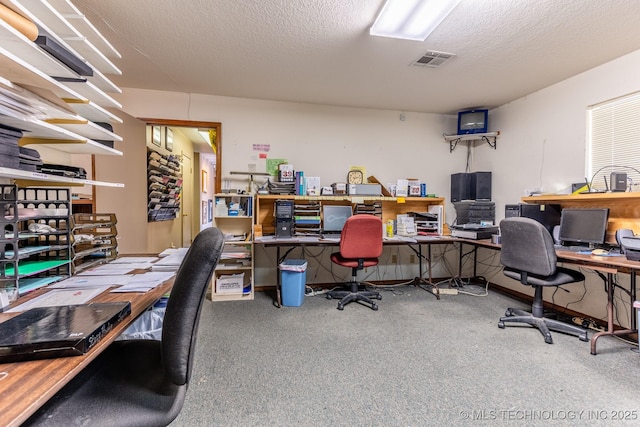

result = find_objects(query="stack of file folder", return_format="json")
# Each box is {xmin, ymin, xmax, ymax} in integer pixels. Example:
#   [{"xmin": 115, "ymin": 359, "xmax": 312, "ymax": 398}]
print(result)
[
  {"xmin": 0, "ymin": 124, "xmax": 22, "ymax": 170},
  {"xmin": 267, "ymin": 179, "xmax": 295, "ymax": 195}
]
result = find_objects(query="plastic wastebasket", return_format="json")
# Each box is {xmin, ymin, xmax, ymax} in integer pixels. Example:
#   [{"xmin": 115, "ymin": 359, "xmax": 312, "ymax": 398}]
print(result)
[
  {"xmin": 279, "ymin": 259, "xmax": 307, "ymax": 306},
  {"xmin": 118, "ymin": 297, "xmax": 167, "ymax": 340}
]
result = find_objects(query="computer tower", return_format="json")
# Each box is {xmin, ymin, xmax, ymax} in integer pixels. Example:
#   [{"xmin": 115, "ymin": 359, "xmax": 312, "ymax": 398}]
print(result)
[
  {"xmin": 451, "ymin": 173, "xmax": 472, "ymax": 202},
  {"xmin": 504, "ymin": 204, "xmax": 520, "ymax": 218},
  {"xmin": 470, "ymin": 171, "xmax": 492, "ymax": 200},
  {"xmin": 503, "ymin": 203, "xmax": 562, "ymax": 235},
  {"xmin": 274, "ymin": 200, "xmax": 294, "ymax": 237}
]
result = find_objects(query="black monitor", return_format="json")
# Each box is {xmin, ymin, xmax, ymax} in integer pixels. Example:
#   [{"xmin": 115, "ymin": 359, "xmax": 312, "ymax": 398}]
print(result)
[
  {"xmin": 322, "ymin": 205, "xmax": 352, "ymax": 233},
  {"xmin": 558, "ymin": 208, "xmax": 609, "ymax": 246}
]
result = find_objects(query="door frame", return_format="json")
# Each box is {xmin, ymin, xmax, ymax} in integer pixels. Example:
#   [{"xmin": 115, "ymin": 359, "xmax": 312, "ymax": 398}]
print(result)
[{"xmin": 138, "ymin": 118, "xmax": 222, "ymax": 193}]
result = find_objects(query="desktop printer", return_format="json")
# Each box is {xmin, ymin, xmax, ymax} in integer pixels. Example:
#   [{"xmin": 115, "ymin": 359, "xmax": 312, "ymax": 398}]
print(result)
[{"xmin": 615, "ymin": 228, "xmax": 640, "ymax": 260}]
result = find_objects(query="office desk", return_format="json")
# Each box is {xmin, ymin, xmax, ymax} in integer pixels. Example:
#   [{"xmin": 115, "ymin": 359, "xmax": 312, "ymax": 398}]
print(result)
[
  {"xmin": 0, "ymin": 278, "xmax": 173, "ymax": 427},
  {"xmin": 255, "ymin": 235, "xmax": 459, "ymax": 306},
  {"xmin": 465, "ymin": 239, "xmax": 638, "ymax": 355}
]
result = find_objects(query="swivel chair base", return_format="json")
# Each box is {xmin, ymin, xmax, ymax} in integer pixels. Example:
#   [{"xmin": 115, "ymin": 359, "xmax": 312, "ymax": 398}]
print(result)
[
  {"xmin": 498, "ymin": 307, "xmax": 589, "ymax": 344},
  {"xmin": 326, "ymin": 282, "xmax": 381, "ymax": 310}
]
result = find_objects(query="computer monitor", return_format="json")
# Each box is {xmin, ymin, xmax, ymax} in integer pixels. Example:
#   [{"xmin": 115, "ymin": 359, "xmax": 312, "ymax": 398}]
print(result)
[
  {"xmin": 558, "ymin": 208, "xmax": 609, "ymax": 246},
  {"xmin": 322, "ymin": 205, "xmax": 352, "ymax": 233}
]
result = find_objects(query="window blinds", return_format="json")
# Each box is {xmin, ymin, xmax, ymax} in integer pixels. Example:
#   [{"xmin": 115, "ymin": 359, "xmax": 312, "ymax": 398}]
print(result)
[{"xmin": 588, "ymin": 92, "xmax": 640, "ymax": 191}]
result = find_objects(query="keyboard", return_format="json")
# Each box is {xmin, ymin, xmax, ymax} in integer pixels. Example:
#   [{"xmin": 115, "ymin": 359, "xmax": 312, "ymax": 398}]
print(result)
[{"xmin": 554, "ymin": 244, "xmax": 590, "ymax": 252}]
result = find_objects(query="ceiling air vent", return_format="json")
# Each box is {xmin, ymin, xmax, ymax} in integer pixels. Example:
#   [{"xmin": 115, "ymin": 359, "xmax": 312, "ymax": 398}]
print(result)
[{"xmin": 411, "ymin": 51, "xmax": 455, "ymax": 68}]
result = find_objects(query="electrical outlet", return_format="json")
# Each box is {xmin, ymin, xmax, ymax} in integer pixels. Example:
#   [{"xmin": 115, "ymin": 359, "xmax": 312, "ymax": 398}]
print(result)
[{"xmin": 391, "ymin": 255, "xmax": 397, "ymax": 263}]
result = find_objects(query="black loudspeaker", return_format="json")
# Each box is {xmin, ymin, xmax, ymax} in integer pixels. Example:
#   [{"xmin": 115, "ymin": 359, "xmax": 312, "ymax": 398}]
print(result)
[
  {"xmin": 451, "ymin": 173, "xmax": 472, "ymax": 202},
  {"xmin": 470, "ymin": 171, "xmax": 492, "ymax": 200}
]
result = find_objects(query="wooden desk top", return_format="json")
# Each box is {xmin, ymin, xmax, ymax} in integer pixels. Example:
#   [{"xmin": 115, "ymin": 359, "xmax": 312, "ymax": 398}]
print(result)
[
  {"xmin": 254, "ymin": 234, "xmax": 459, "ymax": 246},
  {"xmin": 469, "ymin": 238, "xmax": 640, "ymax": 272},
  {"xmin": 0, "ymin": 279, "xmax": 173, "ymax": 427}
]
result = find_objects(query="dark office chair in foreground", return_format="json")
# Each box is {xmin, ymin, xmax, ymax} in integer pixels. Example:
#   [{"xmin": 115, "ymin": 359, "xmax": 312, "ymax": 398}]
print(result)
[
  {"xmin": 497, "ymin": 217, "xmax": 588, "ymax": 344},
  {"xmin": 25, "ymin": 227, "xmax": 225, "ymax": 427},
  {"xmin": 326, "ymin": 214, "xmax": 383, "ymax": 310}
]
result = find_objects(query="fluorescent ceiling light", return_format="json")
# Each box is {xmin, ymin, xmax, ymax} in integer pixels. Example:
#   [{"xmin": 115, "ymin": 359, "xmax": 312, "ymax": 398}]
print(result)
[{"xmin": 370, "ymin": 0, "xmax": 462, "ymax": 41}]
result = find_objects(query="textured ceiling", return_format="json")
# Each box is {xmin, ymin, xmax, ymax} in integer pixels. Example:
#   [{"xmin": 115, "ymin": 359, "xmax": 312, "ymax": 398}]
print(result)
[{"xmin": 75, "ymin": 0, "xmax": 640, "ymax": 114}]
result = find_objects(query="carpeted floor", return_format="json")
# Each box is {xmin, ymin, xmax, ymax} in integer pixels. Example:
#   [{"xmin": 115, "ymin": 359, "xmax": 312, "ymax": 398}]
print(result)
[{"xmin": 173, "ymin": 285, "xmax": 639, "ymax": 426}]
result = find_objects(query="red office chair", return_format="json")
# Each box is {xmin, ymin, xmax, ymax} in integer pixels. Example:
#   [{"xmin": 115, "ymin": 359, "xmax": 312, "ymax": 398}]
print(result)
[{"xmin": 326, "ymin": 214, "xmax": 383, "ymax": 310}]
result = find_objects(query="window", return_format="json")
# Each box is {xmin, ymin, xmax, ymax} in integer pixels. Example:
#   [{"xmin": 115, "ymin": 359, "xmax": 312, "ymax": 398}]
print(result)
[{"xmin": 588, "ymin": 92, "xmax": 640, "ymax": 191}]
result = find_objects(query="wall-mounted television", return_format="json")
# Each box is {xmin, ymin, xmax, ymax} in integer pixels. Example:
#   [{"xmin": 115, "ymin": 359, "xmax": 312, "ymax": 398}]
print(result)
[{"xmin": 457, "ymin": 109, "xmax": 488, "ymax": 135}]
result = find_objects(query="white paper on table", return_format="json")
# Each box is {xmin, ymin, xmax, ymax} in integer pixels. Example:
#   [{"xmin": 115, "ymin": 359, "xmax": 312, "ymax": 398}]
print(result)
[
  {"xmin": 7, "ymin": 287, "xmax": 111, "ymax": 312},
  {"xmin": 110, "ymin": 257, "xmax": 160, "ymax": 264},
  {"xmin": 48, "ymin": 275, "xmax": 132, "ymax": 289},
  {"xmin": 110, "ymin": 271, "xmax": 175, "ymax": 293},
  {"xmin": 77, "ymin": 264, "xmax": 137, "ymax": 276}
]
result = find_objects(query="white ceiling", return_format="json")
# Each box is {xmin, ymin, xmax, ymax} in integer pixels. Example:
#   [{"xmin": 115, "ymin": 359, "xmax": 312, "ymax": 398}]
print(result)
[{"xmin": 76, "ymin": 0, "xmax": 640, "ymax": 115}]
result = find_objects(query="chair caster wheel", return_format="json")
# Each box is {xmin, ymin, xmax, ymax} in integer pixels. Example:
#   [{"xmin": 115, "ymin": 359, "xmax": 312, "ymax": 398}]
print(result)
[
  {"xmin": 376, "ymin": 294, "xmax": 382, "ymax": 300},
  {"xmin": 337, "ymin": 304, "xmax": 344, "ymax": 310},
  {"xmin": 544, "ymin": 335, "xmax": 553, "ymax": 344},
  {"xmin": 505, "ymin": 309, "xmax": 513, "ymax": 317},
  {"xmin": 579, "ymin": 334, "xmax": 588, "ymax": 342},
  {"xmin": 326, "ymin": 294, "xmax": 332, "ymax": 300},
  {"xmin": 371, "ymin": 303, "xmax": 378, "ymax": 311},
  {"xmin": 498, "ymin": 321, "xmax": 505, "ymax": 329}
]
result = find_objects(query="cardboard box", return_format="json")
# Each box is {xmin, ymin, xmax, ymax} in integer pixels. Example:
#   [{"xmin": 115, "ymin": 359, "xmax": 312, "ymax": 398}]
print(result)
[{"xmin": 215, "ymin": 273, "xmax": 245, "ymax": 294}]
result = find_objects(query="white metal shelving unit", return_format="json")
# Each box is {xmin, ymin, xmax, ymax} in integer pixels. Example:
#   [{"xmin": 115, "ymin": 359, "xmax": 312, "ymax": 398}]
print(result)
[{"xmin": 0, "ymin": 0, "xmax": 124, "ymax": 185}]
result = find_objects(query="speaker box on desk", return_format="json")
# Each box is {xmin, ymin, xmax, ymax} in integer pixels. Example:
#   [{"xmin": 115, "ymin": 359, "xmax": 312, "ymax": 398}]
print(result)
[
  {"xmin": 451, "ymin": 173, "xmax": 472, "ymax": 202},
  {"xmin": 470, "ymin": 171, "xmax": 492, "ymax": 200}
]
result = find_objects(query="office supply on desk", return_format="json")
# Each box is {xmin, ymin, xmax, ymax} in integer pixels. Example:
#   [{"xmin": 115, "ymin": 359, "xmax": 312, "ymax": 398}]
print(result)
[
  {"xmin": 326, "ymin": 215, "xmax": 383, "ymax": 311},
  {"xmin": 24, "ymin": 227, "xmax": 225, "ymax": 427},
  {"xmin": 0, "ymin": 302, "xmax": 131, "ymax": 363},
  {"xmin": 497, "ymin": 218, "xmax": 589, "ymax": 344},
  {"xmin": 450, "ymin": 224, "xmax": 498, "ymax": 240}
]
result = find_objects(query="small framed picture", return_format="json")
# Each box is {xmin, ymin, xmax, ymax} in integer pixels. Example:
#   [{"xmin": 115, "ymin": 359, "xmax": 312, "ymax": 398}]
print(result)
[
  {"xmin": 152, "ymin": 126, "xmax": 161, "ymax": 147},
  {"xmin": 165, "ymin": 127, "xmax": 173, "ymax": 152},
  {"xmin": 201, "ymin": 170, "xmax": 208, "ymax": 193}
]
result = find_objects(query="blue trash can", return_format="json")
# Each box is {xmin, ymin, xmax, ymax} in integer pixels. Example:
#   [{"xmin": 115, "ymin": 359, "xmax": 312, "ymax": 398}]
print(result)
[{"xmin": 279, "ymin": 259, "xmax": 307, "ymax": 307}]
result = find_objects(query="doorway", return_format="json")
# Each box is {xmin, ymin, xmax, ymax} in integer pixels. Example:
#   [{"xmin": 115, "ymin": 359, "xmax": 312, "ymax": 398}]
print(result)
[{"xmin": 141, "ymin": 118, "xmax": 221, "ymax": 247}]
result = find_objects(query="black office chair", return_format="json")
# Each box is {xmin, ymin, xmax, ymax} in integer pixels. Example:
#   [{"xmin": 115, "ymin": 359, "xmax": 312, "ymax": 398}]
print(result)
[
  {"xmin": 326, "ymin": 214, "xmax": 383, "ymax": 310},
  {"xmin": 497, "ymin": 217, "xmax": 588, "ymax": 344},
  {"xmin": 25, "ymin": 227, "xmax": 225, "ymax": 427}
]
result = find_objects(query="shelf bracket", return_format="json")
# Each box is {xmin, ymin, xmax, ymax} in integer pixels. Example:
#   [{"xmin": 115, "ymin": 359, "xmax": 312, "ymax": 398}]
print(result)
[
  {"xmin": 481, "ymin": 134, "xmax": 497, "ymax": 150},
  {"xmin": 448, "ymin": 136, "xmax": 462, "ymax": 153},
  {"xmin": 444, "ymin": 132, "xmax": 499, "ymax": 153}
]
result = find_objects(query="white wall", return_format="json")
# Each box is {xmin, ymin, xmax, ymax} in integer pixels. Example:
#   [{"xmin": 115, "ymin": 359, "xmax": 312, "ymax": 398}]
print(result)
[{"xmin": 117, "ymin": 90, "xmax": 463, "ymax": 197}]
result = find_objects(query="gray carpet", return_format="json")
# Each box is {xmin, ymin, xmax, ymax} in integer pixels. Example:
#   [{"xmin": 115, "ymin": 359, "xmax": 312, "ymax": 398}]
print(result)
[{"xmin": 173, "ymin": 285, "xmax": 640, "ymax": 426}]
